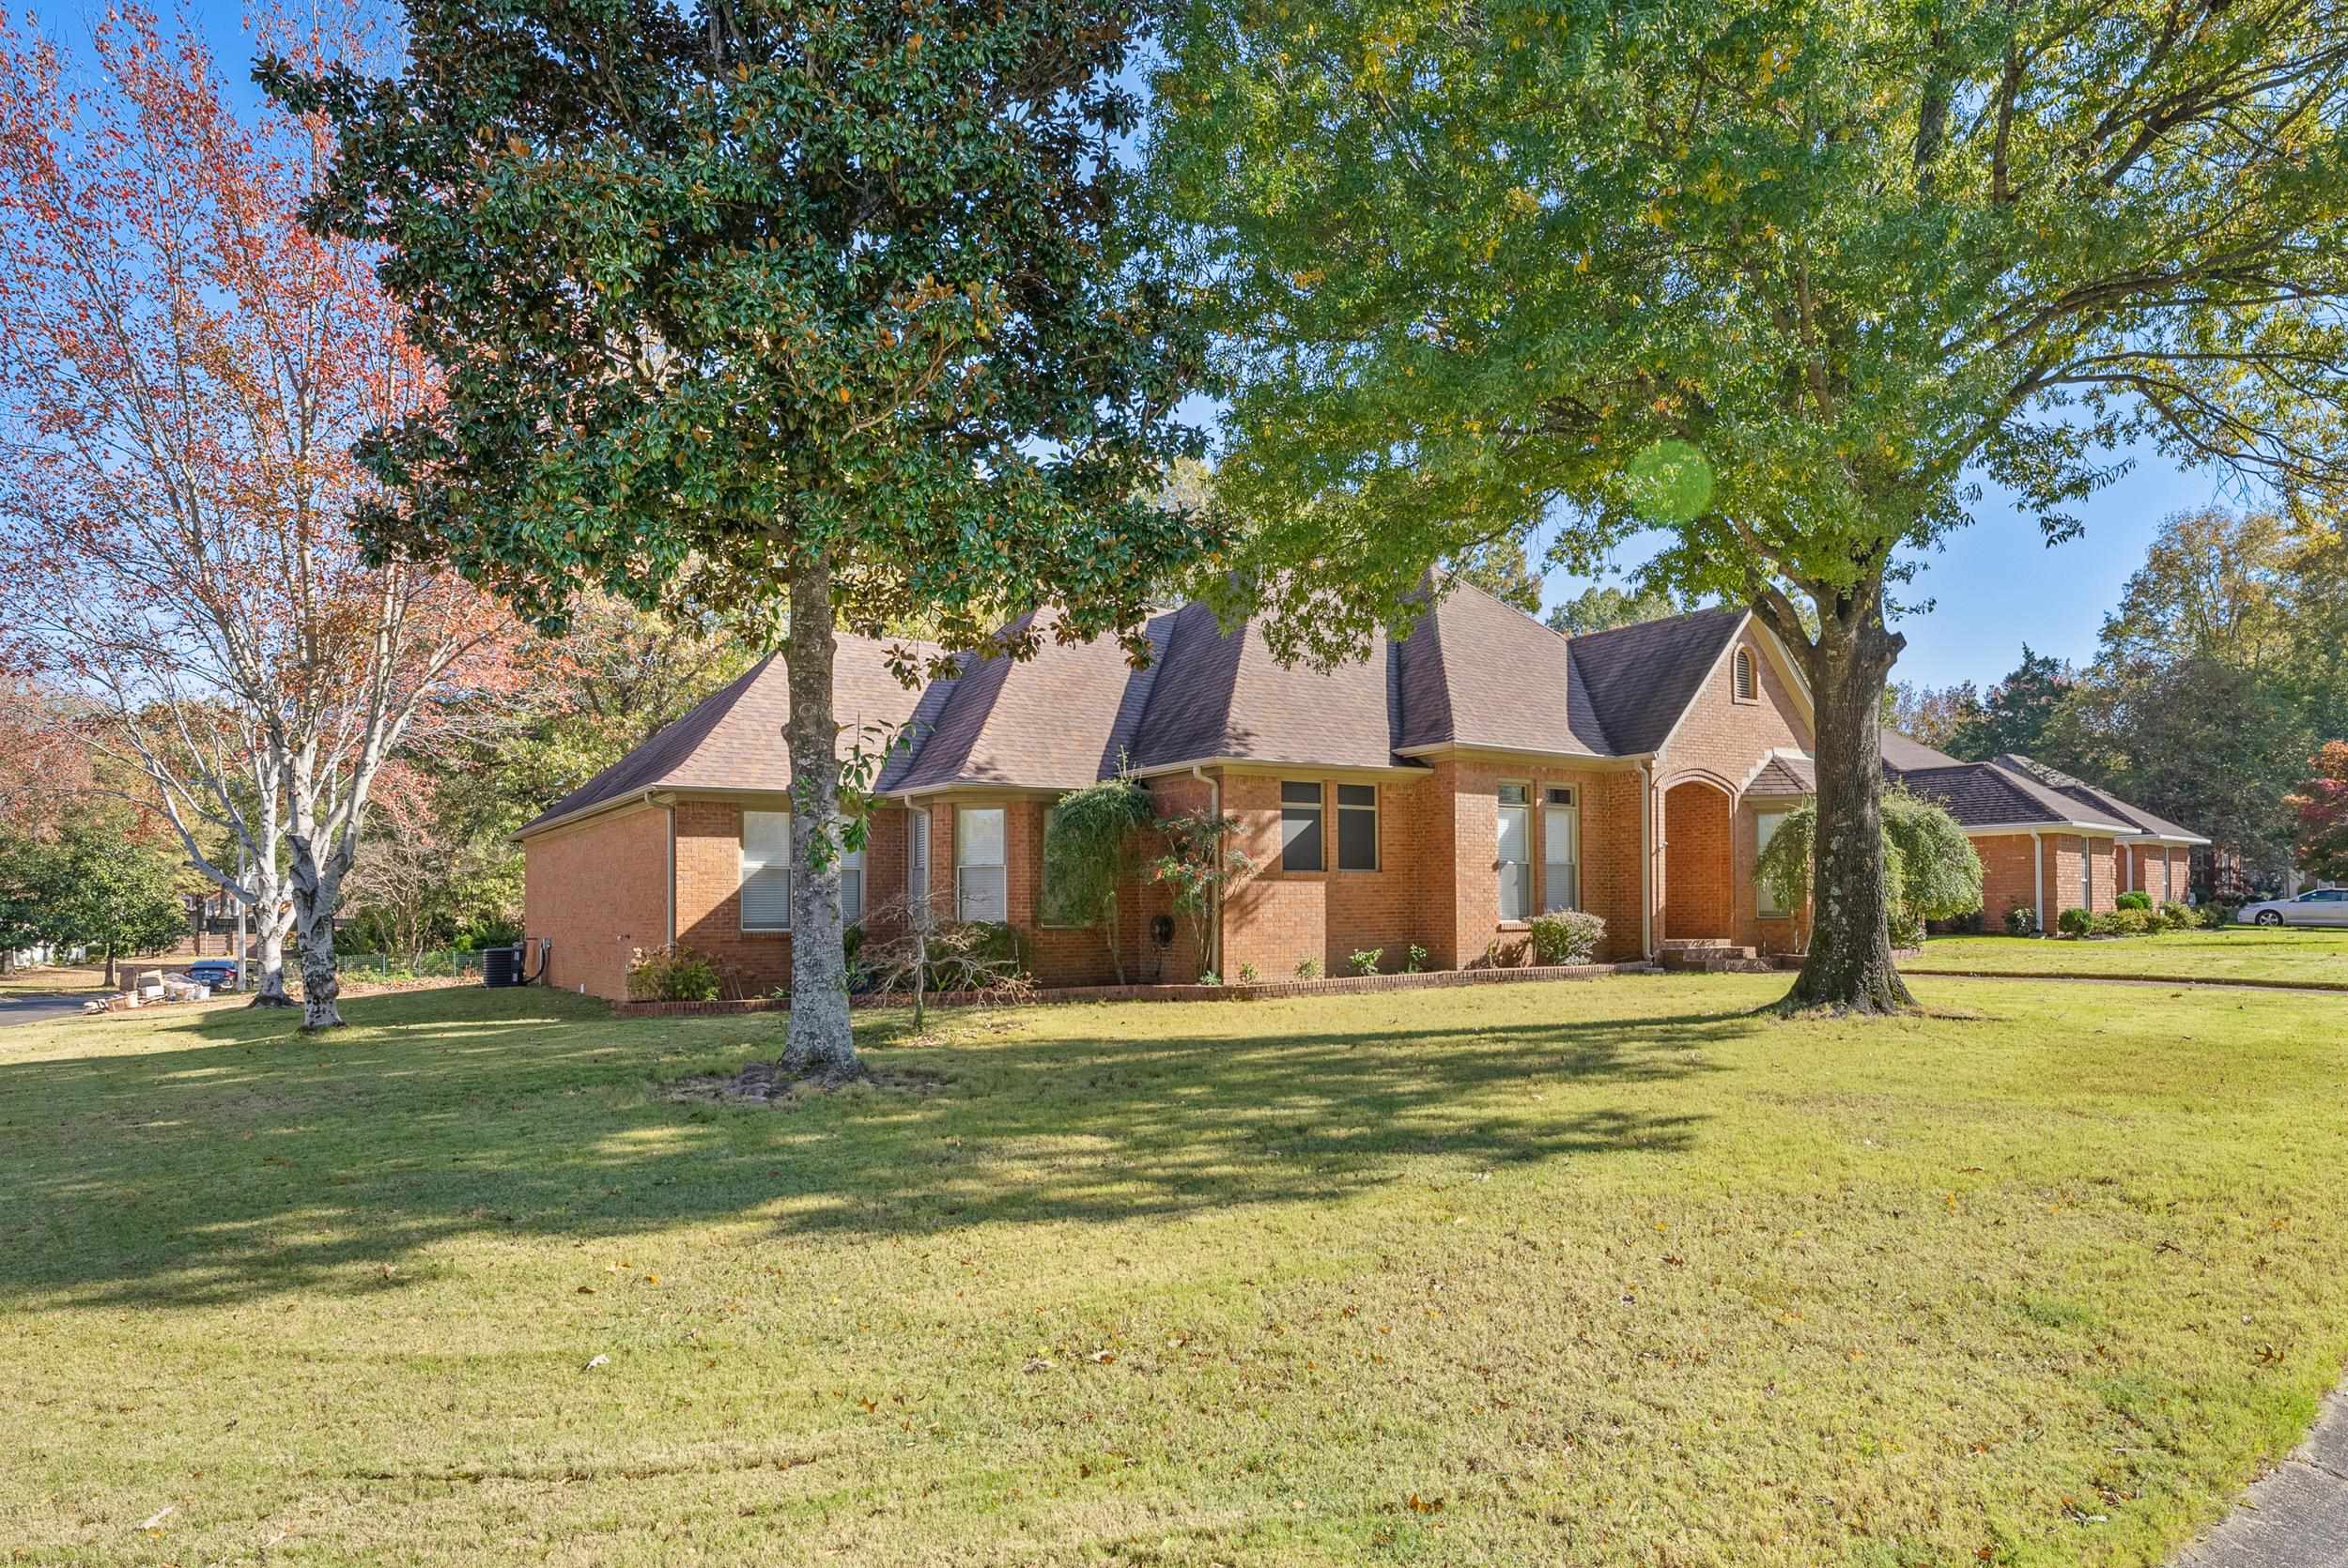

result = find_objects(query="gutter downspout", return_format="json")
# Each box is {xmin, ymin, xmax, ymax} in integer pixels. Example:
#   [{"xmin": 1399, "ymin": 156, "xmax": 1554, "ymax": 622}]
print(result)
[
  {"xmin": 657, "ymin": 792, "xmax": 676, "ymax": 949},
  {"xmin": 1638, "ymin": 760, "xmax": 1655, "ymax": 961},
  {"xmin": 2031, "ymin": 830, "xmax": 2045, "ymax": 935},
  {"xmin": 1191, "ymin": 764, "xmax": 1221, "ymax": 977}
]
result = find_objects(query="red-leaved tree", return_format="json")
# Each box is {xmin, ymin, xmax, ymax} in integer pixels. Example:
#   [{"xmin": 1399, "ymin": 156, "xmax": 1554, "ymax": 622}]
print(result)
[
  {"xmin": 0, "ymin": 4, "xmax": 517, "ymax": 1026},
  {"xmin": 2289, "ymin": 741, "xmax": 2348, "ymax": 884}
]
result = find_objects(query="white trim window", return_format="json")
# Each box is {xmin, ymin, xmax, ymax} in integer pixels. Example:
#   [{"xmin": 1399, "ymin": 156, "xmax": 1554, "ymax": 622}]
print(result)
[
  {"xmin": 741, "ymin": 809, "xmax": 793, "ymax": 931},
  {"xmin": 1280, "ymin": 781, "xmax": 1324, "ymax": 871},
  {"xmin": 838, "ymin": 818, "xmax": 865, "ymax": 926},
  {"xmin": 1542, "ymin": 786, "xmax": 1579, "ymax": 913},
  {"xmin": 907, "ymin": 807, "xmax": 931, "ymax": 919},
  {"xmin": 1336, "ymin": 783, "xmax": 1378, "ymax": 871},
  {"xmin": 1497, "ymin": 784, "xmax": 1532, "ymax": 921},
  {"xmin": 1755, "ymin": 809, "xmax": 1791, "ymax": 917},
  {"xmin": 956, "ymin": 807, "xmax": 1007, "ymax": 923}
]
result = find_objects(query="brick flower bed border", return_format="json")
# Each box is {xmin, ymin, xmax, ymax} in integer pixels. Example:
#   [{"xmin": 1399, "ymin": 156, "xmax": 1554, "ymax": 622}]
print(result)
[{"xmin": 615, "ymin": 960, "xmax": 1657, "ymax": 1018}]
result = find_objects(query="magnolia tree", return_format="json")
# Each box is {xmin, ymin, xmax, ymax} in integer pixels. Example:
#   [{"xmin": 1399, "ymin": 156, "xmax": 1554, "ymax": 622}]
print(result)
[
  {"xmin": 272, "ymin": 0, "xmax": 1213, "ymax": 1081},
  {"xmin": 0, "ymin": 7, "xmax": 516, "ymax": 1027}
]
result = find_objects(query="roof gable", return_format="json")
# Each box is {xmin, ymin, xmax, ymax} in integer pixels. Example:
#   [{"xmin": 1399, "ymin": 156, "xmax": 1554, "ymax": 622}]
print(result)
[
  {"xmin": 517, "ymin": 631, "xmax": 934, "ymax": 836},
  {"xmin": 1565, "ymin": 606, "xmax": 1748, "ymax": 756}
]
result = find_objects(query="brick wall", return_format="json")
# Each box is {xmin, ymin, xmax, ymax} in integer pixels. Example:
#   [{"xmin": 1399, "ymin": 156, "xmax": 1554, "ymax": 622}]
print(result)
[
  {"xmin": 522, "ymin": 803, "xmax": 671, "ymax": 1001},
  {"xmin": 1975, "ymin": 833, "xmax": 2042, "ymax": 929}
]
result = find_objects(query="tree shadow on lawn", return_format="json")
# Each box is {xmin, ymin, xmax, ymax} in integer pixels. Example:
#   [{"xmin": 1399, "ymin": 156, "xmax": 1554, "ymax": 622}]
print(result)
[{"xmin": 0, "ymin": 988, "xmax": 1735, "ymax": 1313}]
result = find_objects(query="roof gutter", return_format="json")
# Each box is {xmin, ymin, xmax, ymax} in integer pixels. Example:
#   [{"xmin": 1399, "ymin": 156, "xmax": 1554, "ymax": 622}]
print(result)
[{"xmin": 1639, "ymin": 759, "xmax": 1655, "ymax": 961}]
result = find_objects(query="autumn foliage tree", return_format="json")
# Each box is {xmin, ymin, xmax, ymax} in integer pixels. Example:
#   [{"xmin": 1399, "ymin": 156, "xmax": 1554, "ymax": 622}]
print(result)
[
  {"xmin": 0, "ymin": 5, "xmax": 517, "ymax": 1027},
  {"xmin": 2288, "ymin": 742, "xmax": 2348, "ymax": 884},
  {"xmin": 273, "ymin": 0, "xmax": 1213, "ymax": 1079}
]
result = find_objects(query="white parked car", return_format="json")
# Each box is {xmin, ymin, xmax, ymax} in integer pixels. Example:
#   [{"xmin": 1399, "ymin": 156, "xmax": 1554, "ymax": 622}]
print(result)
[{"xmin": 2235, "ymin": 888, "xmax": 2348, "ymax": 927}]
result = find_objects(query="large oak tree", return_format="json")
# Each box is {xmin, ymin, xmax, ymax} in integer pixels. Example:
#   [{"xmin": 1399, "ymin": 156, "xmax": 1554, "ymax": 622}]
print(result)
[
  {"xmin": 1151, "ymin": 0, "xmax": 2348, "ymax": 1010},
  {"xmin": 274, "ymin": 0, "xmax": 1212, "ymax": 1077}
]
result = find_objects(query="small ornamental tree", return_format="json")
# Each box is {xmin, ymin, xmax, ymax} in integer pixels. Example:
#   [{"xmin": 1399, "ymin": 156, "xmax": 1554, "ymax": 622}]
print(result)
[
  {"xmin": 2288, "ymin": 742, "xmax": 2348, "ymax": 883},
  {"xmin": 1147, "ymin": 809, "xmax": 1254, "ymax": 980},
  {"xmin": 28, "ymin": 815, "xmax": 189, "ymax": 989},
  {"xmin": 1754, "ymin": 791, "xmax": 1982, "ymax": 956},
  {"xmin": 272, "ymin": 0, "xmax": 1212, "ymax": 1082},
  {"xmin": 1042, "ymin": 776, "xmax": 1154, "ymax": 984}
]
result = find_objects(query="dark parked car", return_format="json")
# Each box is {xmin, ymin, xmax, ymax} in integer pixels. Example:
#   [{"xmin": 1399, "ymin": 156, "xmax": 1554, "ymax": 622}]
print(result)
[{"xmin": 181, "ymin": 960, "xmax": 240, "ymax": 988}]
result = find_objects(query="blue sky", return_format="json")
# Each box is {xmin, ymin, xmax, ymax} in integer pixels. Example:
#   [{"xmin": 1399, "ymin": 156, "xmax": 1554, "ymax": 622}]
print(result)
[
  {"xmin": 146, "ymin": 0, "xmax": 2236, "ymax": 694},
  {"xmin": 1542, "ymin": 445, "xmax": 2239, "ymax": 692}
]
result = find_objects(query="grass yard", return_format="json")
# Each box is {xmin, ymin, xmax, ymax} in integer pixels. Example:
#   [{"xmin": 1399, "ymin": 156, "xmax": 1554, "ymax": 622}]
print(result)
[
  {"xmin": 1915, "ymin": 926, "xmax": 2348, "ymax": 987},
  {"xmin": 6, "ymin": 978, "xmax": 2347, "ymax": 1566},
  {"xmin": 0, "ymin": 960, "xmax": 114, "ymax": 995}
]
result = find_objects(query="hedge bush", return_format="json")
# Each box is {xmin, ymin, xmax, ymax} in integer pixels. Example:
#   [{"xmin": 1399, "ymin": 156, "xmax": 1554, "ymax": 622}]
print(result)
[
  {"xmin": 626, "ymin": 945, "xmax": 720, "ymax": 1002},
  {"xmin": 2116, "ymin": 890, "xmax": 2152, "ymax": 911},
  {"xmin": 2159, "ymin": 900, "xmax": 2196, "ymax": 930},
  {"xmin": 2093, "ymin": 908, "xmax": 2156, "ymax": 936},
  {"xmin": 2057, "ymin": 907, "xmax": 2093, "ymax": 937},
  {"xmin": 1526, "ymin": 910, "xmax": 1607, "ymax": 965},
  {"xmin": 2003, "ymin": 902, "xmax": 2038, "ymax": 936}
]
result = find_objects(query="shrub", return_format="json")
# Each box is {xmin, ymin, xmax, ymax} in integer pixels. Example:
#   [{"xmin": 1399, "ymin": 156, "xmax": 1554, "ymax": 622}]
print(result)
[
  {"xmin": 1295, "ymin": 956, "xmax": 1321, "ymax": 979},
  {"xmin": 1526, "ymin": 910, "xmax": 1606, "ymax": 965},
  {"xmin": 2201, "ymin": 902, "xmax": 2238, "ymax": 930},
  {"xmin": 2116, "ymin": 890, "xmax": 2152, "ymax": 911},
  {"xmin": 2093, "ymin": 908, "xmax": 2155, "ymax": 936},
  {"xmin": 1406, "ymin": 944, "xmax": 1428, "ymax": 974},
  {"xmin": 1197, "ymin": 970, "xmax": 1221, "ymax": 987},
  {"xmin": 2158, "ymin": 900, "xmax": 2195, "ymax": 930},
  {"xmin": 2003, "ymin": 902, "xmax": 2038, "ymax": 936},
  {"xmin": 626, "ymin": 945, "xmax": 720, "ymax": 1002},
  {"xmin": 1753, "ymin": 789, "xmax": 1984, "ymax": 951},
  {"xmin": 1348, "ymin": 947, "xmax": 1383, "ymax": 976},
  {"xmin": 1235, "ymin": 961, "xmax": 1260, "ymax": 984},
  {"xmin": 2056, "ymin": 906, "xmax": 2093, "ymax": 937}
]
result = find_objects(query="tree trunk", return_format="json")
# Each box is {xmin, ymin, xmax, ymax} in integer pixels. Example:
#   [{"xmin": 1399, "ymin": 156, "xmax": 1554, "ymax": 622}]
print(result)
[
  {"xmin": 289, "ymin": 839, "xmax": 345, "ymax": 1030},
  {"xmin": 249, "ymin": 899, "xmax": 295, "ymax": 1007},
  {"xmin": 779, "ymin": 555, "xmax": 862, "ymax": 1083},
  {"xmin": 104, "ymin": 944, "xmax": 116, "ymax": 990},
  {"xmin": 1781, "ymin": 578, "xmax": 1915, "ymax": 1015}
]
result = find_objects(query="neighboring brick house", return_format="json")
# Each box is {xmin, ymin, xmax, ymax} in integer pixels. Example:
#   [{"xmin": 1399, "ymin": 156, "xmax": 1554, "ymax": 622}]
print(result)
[
  {"xmin": 1870, "ymin": 738, "xmax": 2209, "ymax": 930},
  {"xmin": 517, "ymin": 581, "xmax": 2199, "ymax": 1001}
]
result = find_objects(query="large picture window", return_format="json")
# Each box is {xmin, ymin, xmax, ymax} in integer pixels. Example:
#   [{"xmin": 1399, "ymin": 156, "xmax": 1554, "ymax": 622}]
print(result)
[
  {"xmin": 1280, "ymin": 781, "xmax": 1324, "ymax": 871},
  {"xmin": 1542, "ymin": 787, "xmax": 1579, "ymax": 912},
  {"xmin": 1755, "ymin": 810, "xmax": 1790, "ymax": 916},
  {"xmin": 1497, "ymin": 784, "xmax": 1531, "ymax": 921},
  {"xmin": 741, "ymin": 809, "xmax": 792, "ymax": 930},
  {"xmin": 1336, "ymin": 784, "xmax": 1378, "ymax": 871},
  {"xmin": 957, "ymin": 807, "xmax": 1007, "ymax": 923}
]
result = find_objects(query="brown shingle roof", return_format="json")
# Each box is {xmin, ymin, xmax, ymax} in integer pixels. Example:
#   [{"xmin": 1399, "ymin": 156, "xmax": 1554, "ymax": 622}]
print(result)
[
  {"xmin": 530, "ymin": 592, "xmax": 1809, "ymax": 824},
  {"xmin": 885, "ymin": 607, "xmax": 1176, "ymax": 792},
  {"xmin": 1746, "ymin": 756, "xmax": 1815, "ymax": 796},
  {"xmin": 1566, "ymin": 607, "xmax": 1748, "ymax": 756},
  {"xmin": 1394, "ymin": 577, "xmax": 1608, "ymax": 757},
  {"xmin": 1991, "ymin": 754, "xmax": 2209, "ymax": 842},
  {"xmin": 517, "ymin": 631, "xmax": 935, "ymax": 837}
]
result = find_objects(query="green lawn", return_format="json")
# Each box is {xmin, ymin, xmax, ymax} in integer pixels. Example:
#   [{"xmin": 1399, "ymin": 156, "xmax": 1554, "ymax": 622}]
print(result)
[
  {"xmin": 6, "ymin": 979, "xmax": 2346, "ymax": 1565},
  {"xmin": 1915, "ymin": 926, "xmax": 2348, "ymax": 986}
]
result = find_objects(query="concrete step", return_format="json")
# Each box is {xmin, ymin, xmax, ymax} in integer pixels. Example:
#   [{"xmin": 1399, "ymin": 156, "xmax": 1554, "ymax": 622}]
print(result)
[{"xmin": 1659, "ymin": 940, "xmax": 1759, "ymax": 972}]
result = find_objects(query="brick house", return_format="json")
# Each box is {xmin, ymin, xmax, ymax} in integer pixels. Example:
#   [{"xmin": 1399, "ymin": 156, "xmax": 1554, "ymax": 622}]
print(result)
[
  {"xmin": 1877, "ymin": 738, "xmax": 2209, "ymax": 930},
  {"xmin": 517, "ymin": 583, "xmax": 2198, "ymax": 999}
]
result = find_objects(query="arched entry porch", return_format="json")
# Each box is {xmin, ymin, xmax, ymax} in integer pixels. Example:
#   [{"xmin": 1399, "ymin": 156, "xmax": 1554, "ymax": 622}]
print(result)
[{"xmin": 1661, "ymin": 777, "xmax": 1735, "ymax": 943}]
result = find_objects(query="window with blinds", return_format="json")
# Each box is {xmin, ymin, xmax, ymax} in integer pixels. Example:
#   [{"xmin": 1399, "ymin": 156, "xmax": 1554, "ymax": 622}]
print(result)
[
  {"xmin": 740, "ymin": 809, "xmax": 792, "ymax": 930},
  {"xmin": 957, "ymin": 807, "xmax": 1006, "ymax": 923}
]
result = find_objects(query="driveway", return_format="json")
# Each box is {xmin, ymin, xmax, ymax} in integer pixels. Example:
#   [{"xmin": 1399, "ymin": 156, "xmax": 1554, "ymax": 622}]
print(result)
[{"xmin": 0, "ymin": 992, "xmax": 95, "ymax": 1029}]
